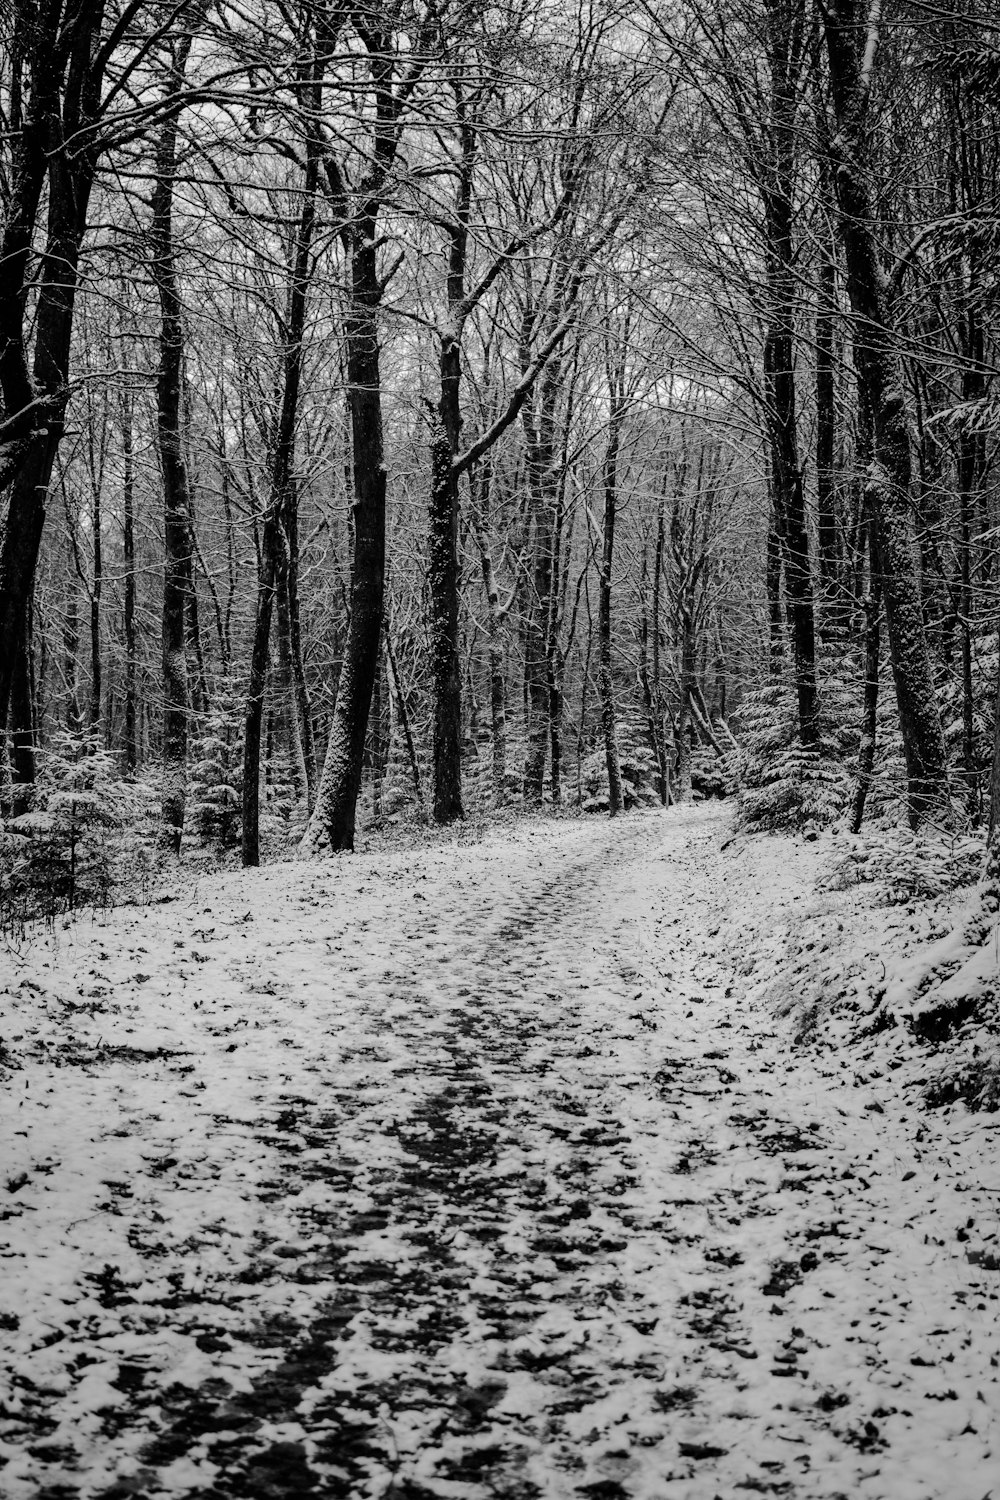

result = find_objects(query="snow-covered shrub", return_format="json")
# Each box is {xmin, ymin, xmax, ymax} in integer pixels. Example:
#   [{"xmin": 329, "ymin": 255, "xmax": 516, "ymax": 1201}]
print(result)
[
  {"xmin": 690, "ymin": 743, "xmax": 732, "ymax": 800},
  {"xmin": 0, "ymin": 734, "xmax": 158, "ymax": 929},
  {"xmin": 185, "ymin": 680, "xmax": 243, "ymax": 852},
  {"xmin": 381, "ymin": 782, "xmax": 414, "ymax": 818},
  {"xmin": 820, "ymin": 828, "xmax": 983, "ymax": 904},
  {"xmin": 732, "ymin": 682, "xmax": 852, "ymax": 832},
  {"xmin": 577, "ymin": 720, "xmax": 661, "ymax": 812},
  {"xmin": 924, "ymin": 1050, "xmax": 1000, "ymax": 1113}
]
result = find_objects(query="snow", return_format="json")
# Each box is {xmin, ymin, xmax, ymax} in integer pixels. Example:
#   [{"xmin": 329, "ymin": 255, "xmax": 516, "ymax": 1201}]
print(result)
[{"xmin": 1, "ymin": 803, "xmax": 998, "ymax": 1498}]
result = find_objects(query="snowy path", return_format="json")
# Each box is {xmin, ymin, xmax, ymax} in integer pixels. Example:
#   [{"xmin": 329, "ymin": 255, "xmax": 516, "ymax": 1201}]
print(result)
[{"xmin": 1, "ymin": 805, "xmax": 998, "ymax": 1499}]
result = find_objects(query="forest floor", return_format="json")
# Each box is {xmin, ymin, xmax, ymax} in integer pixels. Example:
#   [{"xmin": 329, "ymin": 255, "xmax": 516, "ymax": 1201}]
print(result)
[{"xmin": 1, "ymin": 802, "xmax": 998, "ymax": 1500}]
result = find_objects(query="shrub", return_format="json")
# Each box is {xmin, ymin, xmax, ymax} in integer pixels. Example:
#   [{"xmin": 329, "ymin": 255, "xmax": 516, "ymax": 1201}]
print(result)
[
  {"xmin": 0, "ymin": 734, "xmax": 158, "ymax": 933},
  {"xmin": 732, "ymin": 681, "xmax": 852, "ymax": 832},
  {"xmin": 185, "ymin": 679, "xmax": 244, "ymax": 852},
  {"xmin": 577, "ymin": 719, "xmax": 661, "ymax": 811},
  {"xmin": 821, "ymin": 828, "xmax": 983, "ymax": 904}
]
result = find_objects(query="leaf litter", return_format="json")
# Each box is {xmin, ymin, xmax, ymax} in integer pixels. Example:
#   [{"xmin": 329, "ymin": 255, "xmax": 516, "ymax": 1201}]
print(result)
[{"xmin": 0, "ymin": 803, "xmax": 997, "ymax": 1498}]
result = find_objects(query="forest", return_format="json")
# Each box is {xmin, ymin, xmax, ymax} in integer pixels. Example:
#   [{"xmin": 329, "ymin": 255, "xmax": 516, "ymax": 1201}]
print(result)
[
  {"xmin": 1, "ymin": 0, "xmax": 996, "ymax": 887},
  {"xmin": 2, "ymin": 2, "xmax": 1000, "ymax": 1496}
]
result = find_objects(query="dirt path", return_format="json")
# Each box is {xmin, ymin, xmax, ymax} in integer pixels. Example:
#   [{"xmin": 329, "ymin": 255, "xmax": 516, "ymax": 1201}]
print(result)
[{"xmin": 1, "ymin": 807, "xmax": 997, "ymax": 1499}]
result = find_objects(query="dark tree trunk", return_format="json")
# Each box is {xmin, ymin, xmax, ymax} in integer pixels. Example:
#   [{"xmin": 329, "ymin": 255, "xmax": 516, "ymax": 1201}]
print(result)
[
  {"xmin": 151, "ymin": 59, "xmax": 195, "ymax": 852},
  {"xmin": 0, "ymin": 230, "xmax": 96, "ymax": 740},
  {"xmin": 522, "ymin": 368, "xmax": 561, "ymax": 806},
  {"xmin": 957, "ymin": 290, "xmax": 985, "ymax": 822},
  {"xmin": 305, "ymin": 232, "xmax": 387, "ymax": 851},
  {"xmin": 851, "ymin": 508, "xmax": 881, "ymax": 833},
  {"xmin": 306, "ymin": 18, "xmax": 428, "ymax": 852},
  {"xmin": 639, "ymin": 604, "xmax": 665, "ymax": 808},
  {"xmin": 425, "ymin": 101, "xmax": 471, "ymax": 826},
  {"xmin": 598, "ymin": 402, "xmax": 624, "ymax": 815},
  {"xmin": 122, "ymin": 401, "xmax": 138, "ymax": 775},
  {"xmin": 286, "ymin": 502, "xmax": 316, "ymax": 805},
  {"xmin": 816, "ymin": 247, "xmax": 839, "ymax": 621},
  {"xmin": 652, "ymin": 495, "xmax": 670, "ymax": 803},
  {"xmin": 524, "ymin": 497, "xmax": 554, "ymax": 804},
  {"xmin": 766, "ymin": 494, "xmax": 785, "ymax": 670},
  {"xmin": 428, "ymin": 410, "xmax": 464, "ymax": 822},
  {"xmin": 548, "ymin": 654, "xmax": 564, "ymax": 806},
  {"xmin": 277, "ymin": 568, "xmax": 308, "ymax": 804},
  {"xmin": 369, "ymin": 639, "xmax": 384, "ymax": 820},
  {"xmin": 824, "ymin": 0, "xmax": 951, "ymax": 826},
  {"xmin": 244, "ymin": 62, "xmax": 320, "ymax": 864},
  {"xmin": 0, "ymin": 4, "xmax": 105, "ymax": 731},
  {"xmin": 186, "ymin": 571, "xmax": 208, "ymax": 720},
  {"xmin": 576, "ymin": 578, "xmax": 593, "ymax": 803},
  {"xmin": 241, "ymin": 538, "xmax": 277, "ymax": 867},
  {"xmin": 639, "ymin": 539, "xmax": 668, "ymax": 807},
  {"xmin": 90, "ymin": 479, "xmax": 102, "ymax": 734},
  {"xmin": 674, "ymin": 606, "xmax": 695, "ymax": 803},
  {"xmin": 989, "ymin": 638, "xmax": 1000, "ymax": 845},
  {"xmin": 472, "ymin": 517, "xmax": 509, "ymax": 803},
  {"xmin": 762, "ymin": 0, "xmax": 819, "ymax": 745}
]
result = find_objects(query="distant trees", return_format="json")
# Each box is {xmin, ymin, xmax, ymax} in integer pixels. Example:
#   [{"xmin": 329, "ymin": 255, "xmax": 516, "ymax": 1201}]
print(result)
[{"xmin": 2, "ymin": 0, "xmax": 998, "ymax": 872}]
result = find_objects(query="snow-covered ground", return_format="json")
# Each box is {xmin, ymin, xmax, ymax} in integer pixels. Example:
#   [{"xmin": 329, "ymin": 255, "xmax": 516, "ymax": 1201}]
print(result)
[{"xmin": 1, "ymin": 803, "xmax": 998, "ymax": 1499}]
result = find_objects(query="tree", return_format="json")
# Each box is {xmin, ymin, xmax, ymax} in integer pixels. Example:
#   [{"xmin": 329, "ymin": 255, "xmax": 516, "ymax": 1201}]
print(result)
[
  {"xmin": 304, "ymin": 8, "xmax": 437, "ymax": 852},
  {"xmin": 821, "ymin": 0, "xmax": 952, "ymax": 826},
  {"xmin": 242, "ymin": 40, "xmax": 323, "ymax": 866},
  {"xmin": 0, "ymin": 0, "xmax": 195, "ymax": 749},
  {"xmin": 151, "ymin": 34, "xmax": 197, "ymax": 850}
]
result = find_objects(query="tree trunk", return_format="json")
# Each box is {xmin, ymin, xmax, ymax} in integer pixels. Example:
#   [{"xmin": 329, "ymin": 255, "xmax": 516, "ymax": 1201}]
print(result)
[
  {"xmin": 639, "ymin": 546, "xmax": 668, "ymax": 806},
  {"xmin": 598, "ymin": 408, "xmax": 624, "ymax": 815},
  {"xmin": 428, "ymin": 412, "xmax": 464, "ymax": 821},
  {"xmin": 243, "ymin": 66, "xmax": 320, "ymax": 863},
  {"xmin": 286, "ymin": 501, "xmax": 316, "ymax": 806},
  {"xmin": 305, "ymin": 229, "xmax": 386, "ymax": 852},
  {"xmin": 304, "ymin": 11, "xmax": 428, "ymax": 853},
  {"xmin": 524, "ymin": 501, "xmax": 553, "ymax": 805},
  {"xmin": 0, "ymin": 4, "xmax": 104, "ymax": 733},
  {"xmin": 473, "ymin": 519, "xmax": 509, "ymax": 803},
  {"xmin": 122, "ymin": 398, "xmax": 138, "ymax": 775},
  {"xmin": 90, "ymin": 477, "xmax": 102, "ymax": 734},
  {"xmin": 548, "ymin": 653, "xmax": 564, "ymax": 807},
  {"xmin": 674, "ymin": 607, "xmax": 695, "ymax": 803},
  {"xmin": 816, "ymin": 246, "xmax": 838, "ymax": 623},
  {"xmin": 652, "ymin": 496, "xmax": 670, "ymax": 803},
  {"xmin": 186, "ymin": 568, "xmax": 208, "ymax": 719},
  {"xmin": 850, "ymin": 507, "xmax": 881, "ymax": 833},
  {"xmin": 766, "ymin": 490, "xmax": 785, "ymax": 670},
  {"xmin": 762, "ymin": 0, "xmax": 819, "ymax": 746},
  {"xmin": 824, "ymin": 0, "xmax": 951, "ymax": 826},
  {"xmin": 369, "ymin": 639, "xmax": 384, "ymax": 820},
  {"xmin": 241, "ymin": 537, "xmax": 278, "ymax": 867},
  {"xmin": 277, "ymin": 568, "xmax": 309, "ymax": 806},
  {"xmin": 957, "ymin": 295, "xmax": 985, "ymax": 823},
  {"xmin": 151, "ymin": 39, "xmax": 195, "ymax": 851},
  {"xmin": 522, "ymin": 369, "xmax": 561, "ymax": 806},
  {"xmin": 989, "ymin": 636, "xmax": 1000, "ymax": 845}
]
